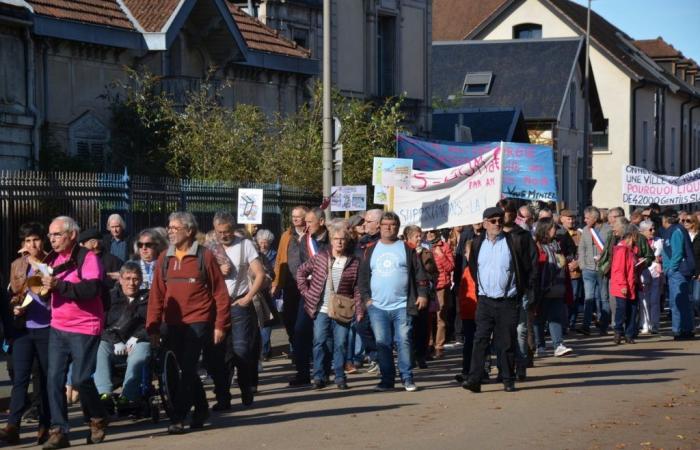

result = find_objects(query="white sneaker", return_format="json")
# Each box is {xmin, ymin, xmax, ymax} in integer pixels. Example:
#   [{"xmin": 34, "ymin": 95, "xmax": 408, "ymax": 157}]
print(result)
[
  {"xmin": 639, "ymin": 328, "xmax": 650, "ymax": 335},
  {"xmin": 554, "ymin": 344, "xmax": 573, "ymax": 357},
  {"xmin": 403, "ymin": 380, "xmax": 417, "ymax": 392}
]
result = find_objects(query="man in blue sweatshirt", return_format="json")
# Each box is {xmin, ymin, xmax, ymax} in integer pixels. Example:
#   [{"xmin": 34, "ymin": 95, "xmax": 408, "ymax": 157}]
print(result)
[{"xmin": 661, "ymin": 208, "xmax": 696, "ymax": 340}]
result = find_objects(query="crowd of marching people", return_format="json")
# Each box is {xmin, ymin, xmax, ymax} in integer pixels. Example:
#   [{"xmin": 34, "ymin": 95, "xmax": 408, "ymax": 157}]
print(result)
[{"xmin": 1, "ymin": 201, "xmax": 698, "ymax": 447}]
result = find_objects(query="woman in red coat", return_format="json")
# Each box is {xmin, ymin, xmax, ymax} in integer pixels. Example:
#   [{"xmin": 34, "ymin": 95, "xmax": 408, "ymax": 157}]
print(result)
[{"xmin": 610, "ymin": 222, "xmax": 640, "ymax": 344}]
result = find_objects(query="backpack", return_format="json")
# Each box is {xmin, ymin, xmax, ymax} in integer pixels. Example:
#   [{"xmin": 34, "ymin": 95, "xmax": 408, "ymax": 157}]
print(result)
[{"xmin": 160, "ymin": 244, "xmax": 209, "ymax": 288}]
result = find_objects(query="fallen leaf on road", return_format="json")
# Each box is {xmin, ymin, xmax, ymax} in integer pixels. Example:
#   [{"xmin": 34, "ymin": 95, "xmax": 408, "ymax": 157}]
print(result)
[
  {"xmin": 677, "ymin": 435, "xmax": 685, "ymax": 440},
  {"xmin": 640, "ymin": 442, "xmax": 651, "ymax": 446},
  {"xmin": 664, "ymin": 416, "xmax": 672, "ymax": 420},
  {"xmin": 614, "ymin": 443, "xmax": 626, "ymax": 449}
]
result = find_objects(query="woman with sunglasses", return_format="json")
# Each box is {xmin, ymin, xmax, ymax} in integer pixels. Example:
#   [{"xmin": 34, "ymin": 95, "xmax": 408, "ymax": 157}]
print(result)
[
  {"xmin": 680, "ymin": 212, "xmax": 700, "ymax": 321},
  {"xmin": 131, "ymin": 229, "xmax": 168, "ymax": 289}
]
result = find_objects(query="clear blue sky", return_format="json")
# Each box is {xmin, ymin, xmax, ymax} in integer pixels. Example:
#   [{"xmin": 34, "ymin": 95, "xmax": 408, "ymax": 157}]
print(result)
[{"xmin": 572, "ymin": 0, "xmax": 700, "ymax": 62}]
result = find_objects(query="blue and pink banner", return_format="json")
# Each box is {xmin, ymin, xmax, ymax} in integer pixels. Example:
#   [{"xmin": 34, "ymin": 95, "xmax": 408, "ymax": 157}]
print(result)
[{"xmin": 397, "ymin": 134, "xmax": 558, "ymax": 202}]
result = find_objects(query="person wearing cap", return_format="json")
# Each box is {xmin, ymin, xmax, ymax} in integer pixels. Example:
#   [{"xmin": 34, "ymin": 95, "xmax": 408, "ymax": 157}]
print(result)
[
  {"xmin": 80, "ymin": 229, "xmax": 122, "ymax": 290},
  {"xmin": 660, "ymin": 208, "xmax": 695, "ymax": 340},
  {"xmin": 462, "ymin": 207, "xmax": 533, "ymax": 393}
]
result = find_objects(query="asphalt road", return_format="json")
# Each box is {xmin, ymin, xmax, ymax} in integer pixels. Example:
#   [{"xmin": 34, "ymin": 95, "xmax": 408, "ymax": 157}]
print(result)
[{"xmin": 3, "ymin": 327, "xmax": 699, "ymax": 450}]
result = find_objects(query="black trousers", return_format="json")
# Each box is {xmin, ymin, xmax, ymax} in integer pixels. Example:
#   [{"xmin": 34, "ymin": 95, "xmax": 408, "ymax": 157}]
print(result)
[
  {"xmin": 467, "ymin": 297, "xmax": 519, "ymax": 384},
  {"xmin": 163, "ymin": 323, "xmax": 210, "ymax": 422},
  {"xmin": 230, "ymin": 304, "xmax": 261, "ymax": 392},
  {"xmin": 281, "ymin": 284, "xmax": 301, "ymax": 351},
  {"xmin": 413, "ymin": 308, "xmax": 430, "ymax": 361}
]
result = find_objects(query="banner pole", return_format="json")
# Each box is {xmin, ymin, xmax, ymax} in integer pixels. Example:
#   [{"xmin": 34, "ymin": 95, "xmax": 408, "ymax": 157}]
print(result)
[{"xmin": 388, "ymin": 186, "xmax": 395, "ymax": 212}]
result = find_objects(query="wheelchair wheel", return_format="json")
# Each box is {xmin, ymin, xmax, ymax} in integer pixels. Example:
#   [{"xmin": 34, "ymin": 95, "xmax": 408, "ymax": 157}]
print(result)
[{"xmin": 160, "ymin": 350, "xmax": 181, "ymax": 420}]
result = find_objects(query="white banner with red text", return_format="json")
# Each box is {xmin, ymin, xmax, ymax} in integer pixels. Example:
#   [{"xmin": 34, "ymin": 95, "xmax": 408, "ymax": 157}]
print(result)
[{"xmin": 394, "ymin": 146, "xmax": 503, "ymax": 231}]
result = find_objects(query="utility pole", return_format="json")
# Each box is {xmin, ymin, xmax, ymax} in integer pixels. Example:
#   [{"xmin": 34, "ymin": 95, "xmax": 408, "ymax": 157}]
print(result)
[
  {"xmin": 583, "ymin": 0, "xmax": 591, "ymax": 209},
  {"xmin": 322, "ymin": 0, "xmax": 332, "ymax": 220}
]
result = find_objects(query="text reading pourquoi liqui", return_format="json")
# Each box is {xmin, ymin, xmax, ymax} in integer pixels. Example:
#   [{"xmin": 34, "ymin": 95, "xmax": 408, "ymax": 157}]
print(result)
[{"xmin": 622, "ymin": 165, "xmax": 700, "ymax": 206}]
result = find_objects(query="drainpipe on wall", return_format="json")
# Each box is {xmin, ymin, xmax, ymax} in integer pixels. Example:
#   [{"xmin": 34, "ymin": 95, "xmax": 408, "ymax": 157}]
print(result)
[
  {"xmin": 24, "ymin": 28, "xmax": 40, "ymax": 170},
  {"xmin": 690, "ymin": 104, "xmax": 700, "ymax": 171},
  {"xmin": 658, "ymin": 87, "xmax": 666, "ymax": 173},
  {"xmin": 630, "ymin": 81, "xmax": 646, "ymax": 167},
  {"xmin": 679, "ymin": 98, "xmax": 691, "ymax": 173}
]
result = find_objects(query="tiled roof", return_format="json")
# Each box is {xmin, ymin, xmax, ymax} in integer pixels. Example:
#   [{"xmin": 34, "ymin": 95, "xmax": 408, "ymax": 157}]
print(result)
[
  {"xmin": 227, "ymin": 3, "xmax": 311, "ymax": 58},
  {"xmin": 25, "ymin": 0, "xmax": 311, "ymax": 59},
  {"xmin": 122, "ymin": 0, "xmax": 180, "ymax": 32},
  {"xmin": 432, "ymin": 0, "xmax": 508, "ymax": 41},
  {"xmin": 27, "ymin": 0, "xmax": 134, "ymax": 30},
  {"xmin": 634, "ymin": 37, "xmax": 682, "ymax": 60}
]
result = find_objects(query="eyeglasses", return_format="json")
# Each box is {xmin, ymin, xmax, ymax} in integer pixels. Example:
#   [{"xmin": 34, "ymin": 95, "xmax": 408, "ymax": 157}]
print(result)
[
  {"xmin": 167, "ymin": 226, "xmax": 184, "ymax": 232},
  {"xmin": 486, "ymin": 218, "xmax": 504, "ymax": 225},
  {"xmin": 681, "ymin": 219, "xmax": 692, "ymax": 224},
  {"xmin": 47, "ymin": 232, "xmax": 67, "ymax": 239},
  {"xmin": 137, "ymin": 242, "xmax": 156, "ymax": 249}
]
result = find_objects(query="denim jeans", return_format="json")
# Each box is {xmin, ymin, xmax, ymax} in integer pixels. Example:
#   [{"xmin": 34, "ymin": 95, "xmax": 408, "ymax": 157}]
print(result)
[
  {"xmin": 534, "ymin": 297, "xmax": 565, "ymax": 349},
  {"xmin": 613, "ymin": 297, "xmax": 639, "ymax": 338},
  {"xmin": 313, "ymin": 312, "xmax": 350, "ymax": 383},
  {"xmin": 666, "ymin": 270, "xmax": 694, "ymax": 335},
  {"xmin": 515, "ymin": 298, "xmax": 530, "ymax": 368},
  {"xmin": 345, "ymin": 319, "xmax": 364, "ymax": 365},
  {"xmin": 8, "ymin": 327, "xmax": 50, "ymax": 427},
  {"xmin": 293, "ymin": 299, "xmax": 314, "ymax": 380},
  {"xmin": 367, "ymin": 306, "xmax": 413, "ymax": 387},
  {"xmin": 163, "ymin": 322, "xmax": 211, "ymax": 423},
  {"xmin": 260, "ymin": 326, "xmax": 272, "ymax": 358},
  {"xmin": 355, "ymin": 314, "xmax": 377, "ymax": 362},
  {"xmin": 47, "ymin": 328, "xmax": 107, "ymax": 432},
  {"xmin": 568, "ymin": 278, "xmax": 584, "ymax": 328},
  {"xmin": 94, "ymin": 340, "xmax": 151, "ymax": 400},
  {"xmin": 691, "ymin": 278, "xmax": 700, "ymax": 316},
  {"xmin": 582, "ymin": 269, "xmax": 610, "ymax": 331}
]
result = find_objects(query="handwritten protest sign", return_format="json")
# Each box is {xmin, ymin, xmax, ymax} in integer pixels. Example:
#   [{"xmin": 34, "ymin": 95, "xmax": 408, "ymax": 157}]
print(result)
[
  {"xmin": 397, "ymin": 134, "xmax": 557, "ymax": 202},
  {"xmin": 394, "ymin": 147, "xmax": 503, "ymax": 231},
  {"xmin": 331, "ymin": 185, "xmax": 367, "ymax": 212},
  {"xmin": 237, "ymin": 188, "xmax": 263, "ymax": 224},
  {"xmin": 372, "ymin": 157, "xmax": 413, "ymax": 188},
  {"xmin": 622, "ymin": 166, "xmax": 700, "ymax": 206}
]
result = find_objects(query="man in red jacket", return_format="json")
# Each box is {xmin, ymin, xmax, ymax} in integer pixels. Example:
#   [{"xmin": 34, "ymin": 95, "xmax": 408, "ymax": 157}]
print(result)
[{"xmin": 146, "ymin": 212, "xmax": 230, "ymax": 434}]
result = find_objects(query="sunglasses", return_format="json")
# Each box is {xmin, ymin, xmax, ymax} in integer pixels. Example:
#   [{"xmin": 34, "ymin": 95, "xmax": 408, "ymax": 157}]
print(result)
[
  {"xmin": 486, "ymin": 218, "xmax": 504, "ymax": 225},
  {"xmin": 681, "ymin": 219, "xmax": 692, "ymax": 224},
  {"xmin": 137, "ymin": 242, "xmax": 156, "ymax": 249}
]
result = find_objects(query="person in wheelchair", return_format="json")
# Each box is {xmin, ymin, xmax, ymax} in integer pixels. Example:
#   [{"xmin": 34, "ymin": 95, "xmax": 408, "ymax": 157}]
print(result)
[{"xmin": 94, "ymin": 262, "xmax": 150, "ymax": 410}]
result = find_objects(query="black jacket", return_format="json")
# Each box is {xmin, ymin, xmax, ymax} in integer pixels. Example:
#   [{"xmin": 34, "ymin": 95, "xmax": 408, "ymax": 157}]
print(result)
[
  {"xmin": 692, "ymin": 234, "xmax": 700, "ymax": 277},
  {"xmin": 354, "ymin": 232, "xmax": 380, "ymax": 258},
  {"xmin": 468, "ymin": 231, "xmax": 534, "ymax": 300},
  {"xmin": 102, "ymin": 286, "xmax": 149, "ymax": 345},
  {"xmin": 299, "ymin": 230, "xmax": 330, "ymax": 264},
  {"xmin": 101, "ymin": 234, "xmax": 134, "ymax": 263},
  {"xmin": 358, "ymin": 240, "xmax": 430, "ymax": 317}
]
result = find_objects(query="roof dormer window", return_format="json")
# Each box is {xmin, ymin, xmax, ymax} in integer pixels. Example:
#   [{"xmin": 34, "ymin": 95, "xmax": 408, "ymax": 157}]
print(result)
[{"xmin": 462, "ymin": 71, "xmax": 493, "ymax": 96}]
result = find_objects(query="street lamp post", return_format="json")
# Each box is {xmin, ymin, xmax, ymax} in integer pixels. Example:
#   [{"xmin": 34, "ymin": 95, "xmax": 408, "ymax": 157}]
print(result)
[
  {"xmin": 583, "ymin": 0, "xmax": 591, "ymax": 209},
  {"xmin": 322, "ymin": 0, "xmax": 332, "ymax": 219}
]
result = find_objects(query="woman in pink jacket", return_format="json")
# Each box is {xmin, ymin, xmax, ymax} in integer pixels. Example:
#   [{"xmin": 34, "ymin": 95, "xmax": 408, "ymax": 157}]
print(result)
[{"xmin": 610, "ymin": 222, "xmax": 640, "ymax": 344}]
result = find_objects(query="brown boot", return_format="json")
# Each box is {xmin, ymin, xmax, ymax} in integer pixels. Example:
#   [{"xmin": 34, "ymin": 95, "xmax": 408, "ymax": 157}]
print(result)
[
  {"xmin": 37, "ymin": 426, "xmax": 50, "ymax": 445},
  {"xmin": 87, "ymin": 417, "xmax": 108, "ymax": 444},
  {"xmin": 0, "ymin": 424, "xmax": 20, "ymax": 444},
  {"xmin": 42, "ymin": 428, "xmax": 70, "ymax": 449}
]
